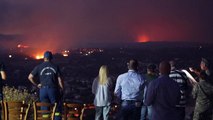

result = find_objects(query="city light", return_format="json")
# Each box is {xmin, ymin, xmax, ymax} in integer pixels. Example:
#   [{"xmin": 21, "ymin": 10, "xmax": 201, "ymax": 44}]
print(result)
[
  {"xmin": 63, "ymin": 53, "xmax": 69, "ymax": 57},
  {"xmin": 62, "ymin": 50, "xmax": 70, "ymax": 57},
  {"xmin": 17, "ymin": 44, "xmax": 29, "ymax": 48},
  {"xmin": 79, "ymin": 48, "xmax": 104, "ymax": 56},
  {"xmin": 9, "ymin": 55, "xmax": 12, "ymax": 58}
]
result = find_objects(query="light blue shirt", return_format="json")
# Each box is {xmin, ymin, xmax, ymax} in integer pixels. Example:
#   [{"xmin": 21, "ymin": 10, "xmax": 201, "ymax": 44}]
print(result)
[
  {"xmin": 92, "ymin": 77, "xmax": 113, "ymax": 106},
  {"xmin": 114, "ymin": 70, "xmax": 145, "ymax": 101}
]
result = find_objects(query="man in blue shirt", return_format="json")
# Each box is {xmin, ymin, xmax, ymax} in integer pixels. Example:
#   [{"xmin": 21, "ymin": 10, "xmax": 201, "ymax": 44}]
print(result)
[
  {"xmin": 28, "ymin": 51, "xmax": 64, "ymax": 120},
  {"xmin": 114, "ymin": 59, "xmax": 145, "ymax": 120},
  {"xmin": 144, "ymin": 61, "xmax": 181, "ymax": 120}
]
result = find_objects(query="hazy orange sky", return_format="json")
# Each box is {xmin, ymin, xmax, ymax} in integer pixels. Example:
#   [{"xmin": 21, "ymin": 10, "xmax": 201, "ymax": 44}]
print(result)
[{"xmin": 0, "ymin": 0, "xmax": 213, "ymax": 50}]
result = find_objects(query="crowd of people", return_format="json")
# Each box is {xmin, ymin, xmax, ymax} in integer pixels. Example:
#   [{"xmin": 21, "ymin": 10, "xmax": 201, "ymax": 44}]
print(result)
[
  {"xmin": 92, "ymin": 58, "xmax": 213, "ymax": 120},
  {"xmin": 0, "ymin": 51, "xmax": 213, "ymax": 120}
]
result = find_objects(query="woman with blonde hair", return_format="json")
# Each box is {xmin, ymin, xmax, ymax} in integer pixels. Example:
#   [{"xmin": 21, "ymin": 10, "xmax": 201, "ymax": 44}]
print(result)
[{"xmin": 92, "ymin": 65, "xmax": 113, "ymax": 120}]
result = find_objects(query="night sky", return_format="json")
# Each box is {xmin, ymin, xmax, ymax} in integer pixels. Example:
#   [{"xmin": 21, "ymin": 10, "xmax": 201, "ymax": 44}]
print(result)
[{"xmin": 0, "ymin": 0, "xmax": 213, "ymax": 50}]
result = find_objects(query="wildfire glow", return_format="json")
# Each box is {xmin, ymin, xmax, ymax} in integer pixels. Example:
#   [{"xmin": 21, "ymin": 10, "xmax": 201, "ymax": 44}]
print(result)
[
  {"xmin": 137, "ymin": 35, "xmax": 150, "ymax": 43},
  {"xmin": 34, "ymin": 53, "xmax": 44, "ymax": 60}
]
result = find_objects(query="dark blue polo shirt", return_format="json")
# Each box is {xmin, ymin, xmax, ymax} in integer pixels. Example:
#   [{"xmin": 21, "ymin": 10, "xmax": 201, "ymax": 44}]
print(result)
[
  {"xmin": 31, "ymin": 61, "xmax": 61, "ymax": 88},
  {"xmin": 144, "ymin": 75, "xmax": 181, "ymax": 120}
]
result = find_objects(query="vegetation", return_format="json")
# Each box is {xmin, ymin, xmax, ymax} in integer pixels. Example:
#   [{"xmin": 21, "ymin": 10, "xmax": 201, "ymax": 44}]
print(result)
[{"xmin": 3, "ymin": 85, "xmax": 38, "ymax": 103}]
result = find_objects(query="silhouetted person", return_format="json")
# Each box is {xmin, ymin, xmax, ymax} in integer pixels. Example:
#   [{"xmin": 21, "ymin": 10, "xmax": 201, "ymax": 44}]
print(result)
[
  {"xmin": 114, "ymin": 59, "xmax": 145, "ymax": 120},
  {"xmin": 92, "ymin": 65, "xmax": 113, "ymax": 120},
  {"xmin": 169, "ymin": 60, "xmax": 188, "ymax": 120},
  {"xmin": 0, "ymin": 62, "xmax": 6, "ymax": 120},
  {"xmin": 0, "ymin": 62, "xmax": 6, "ymax": 100},
  {"xmin": 189, "ymin": 58, "xmax": 212, "ymax": 82},
  {"xmin": 144, "ymin": 61, "xmax": 181, "ymax": 120},
  {"xmin": 28, "ymin": 51, "xmax": 64, "ymax": 120},
  {"xmin": 192, "ymin": 71, "xmax": 213, "ymax": 120},
  {"xmin": 141, "ymin": 64, "xmax": 158, "ymax": 120}
]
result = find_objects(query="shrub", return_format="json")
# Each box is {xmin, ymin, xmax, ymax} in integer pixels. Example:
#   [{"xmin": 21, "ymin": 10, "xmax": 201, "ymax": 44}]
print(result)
[{"xmin": 3, "ymin": 85, "xmax": 38, "ymax": 103}]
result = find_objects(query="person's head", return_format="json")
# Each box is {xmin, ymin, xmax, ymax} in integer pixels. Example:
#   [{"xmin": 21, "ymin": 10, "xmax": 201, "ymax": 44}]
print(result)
[
  {"xmin": 127, "ymin": 59, "xmax": 138, "ymax": 71},
  {"xmin": 43, "ymin": 51, "xmax": 53, "ymax": 61},
  {"xmin": 200, "ymin": 58, "xmax": 210, "ymax": 71},
  {"xmin": 98, "ymin": 65, "xmax": 109, "ymax": 85},
  {"xmin": 169, "ymin": 60, "xmax": 176, "ymax": 70},
  {"xmin": 159, "ymin": 61, "xmax": 171, "ymax": 75},
  {"xmin": 147, "ymin": 64, "xmax": 157, "ymax": 74}
]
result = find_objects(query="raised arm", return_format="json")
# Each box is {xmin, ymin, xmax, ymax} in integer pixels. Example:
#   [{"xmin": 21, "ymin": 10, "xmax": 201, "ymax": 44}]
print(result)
[
  {"xmin": 0, "ymin": 71, "xmax": 6, "ymax": 80},
  {"xmin": 0, "ymin": 63, "xmax": 6, "ymax": 80}
]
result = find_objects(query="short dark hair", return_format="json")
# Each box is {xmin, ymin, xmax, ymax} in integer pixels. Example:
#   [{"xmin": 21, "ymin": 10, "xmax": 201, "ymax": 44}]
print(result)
[
  {"xmin": 159, "ymin": 61, "xmax": 171, "ymax": 75},
  {"xmin": 147, "ymin": 64, "xmax": 156, "ymax": 72},
  {"xmin": 128, "ymin": 59, "xmax": 138, "ymax": 70},
  {"xmin": 169, "ymin": 60, "xmax": 176, "ymax": 68}
]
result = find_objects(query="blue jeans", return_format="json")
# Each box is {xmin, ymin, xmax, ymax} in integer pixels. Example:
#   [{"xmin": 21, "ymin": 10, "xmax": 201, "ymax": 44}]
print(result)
[
  {"xmin": 40, "ymin": 87, "xmax": 62, "ymax": 120},
  {"xmin": 120, "ymin": 100, "xmax": 141, "ymax": 120},
  {"xmin": 95, "ymin": 106, "xmax": 111, "ymax": 120},
  {"xmin": 141, "ymin": 105, "xmax": 152, "ymax": 120}
]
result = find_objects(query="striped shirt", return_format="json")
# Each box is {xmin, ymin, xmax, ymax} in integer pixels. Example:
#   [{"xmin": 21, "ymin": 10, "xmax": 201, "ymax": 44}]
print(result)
[{"xmin": 169, "ymin": 69, "xmax": 188, "ymax": 107}]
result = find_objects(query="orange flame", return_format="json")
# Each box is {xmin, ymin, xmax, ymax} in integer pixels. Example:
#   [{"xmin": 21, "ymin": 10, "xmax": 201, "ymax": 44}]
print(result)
[
  {"xmin": 35, "ymin": 55, "xmax": 44, "ymax": 59},
  {"xmin": 34, "ymin": 52, "xmax": 45, "ymax": 60}
]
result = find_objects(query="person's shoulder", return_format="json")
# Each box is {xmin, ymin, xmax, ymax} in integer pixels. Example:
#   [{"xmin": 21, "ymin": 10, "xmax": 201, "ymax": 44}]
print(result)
[
  {"xmin": 44, "ymin": 62, "xmax": 59, "ymax": 68},
  {"xmin": 118, "ymin": 72, "xmax": 128, "ymax": 77},
  {"xmin": 158, "ymin": 75, "xmax": 175, "ymax": 83},
  {"xmin": 171, "ymin": 70, "xmax": 187, "ymax": 78},
  {"xmin": 93, "ymin": 77, "xmax": 99, "ymax": 83},
  {"xmin": 94, "ymin": 76, "xmax": 99, "ymax": 81},
  {"xmin": 148, "ymin": 77, "xmax": 159, "ymax": 88},
  {"xmin": 174, "ymin": 69, "xmax": 187, "ymax": 75},
  {"xmin": 34, "ymin": 63, "xmax": 42, "ymax": 68}
]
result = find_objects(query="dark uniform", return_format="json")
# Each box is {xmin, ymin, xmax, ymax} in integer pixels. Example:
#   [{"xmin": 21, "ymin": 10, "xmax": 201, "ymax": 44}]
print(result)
[
  {"xmin": 31, "ymin": 61, "xmax": 62, "ymax": 120},
  {"xmin": 192, "ymin": 71, "xmax": 213, "ymax": 120}
]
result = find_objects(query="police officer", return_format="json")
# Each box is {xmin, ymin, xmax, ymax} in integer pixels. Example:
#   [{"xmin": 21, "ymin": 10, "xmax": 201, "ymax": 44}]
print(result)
[{"xmin": 28, "ymin": 51, "xmax": 64, "ymax": 120}]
